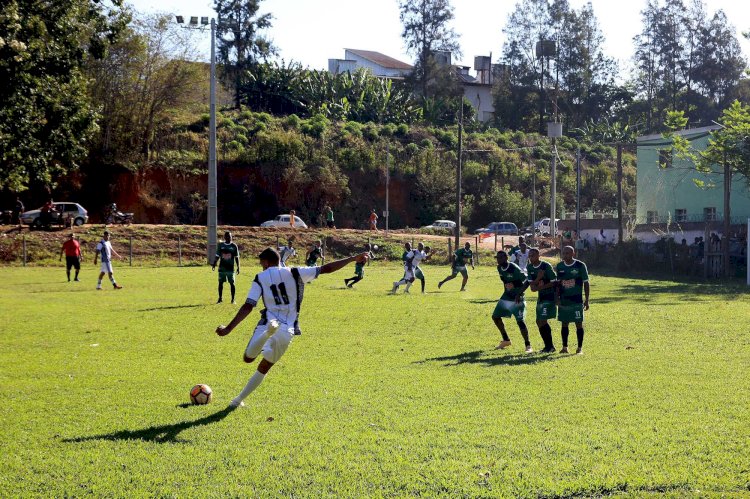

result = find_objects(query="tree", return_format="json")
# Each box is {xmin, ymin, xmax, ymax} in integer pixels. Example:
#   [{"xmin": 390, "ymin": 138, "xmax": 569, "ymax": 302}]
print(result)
[
  {"xmin": 0, "ymin": 0, "xmax": 128, "ymax": 192},
  {"xmin": 664, "ymin": 101, "xmax": 750, "ymax": 275},
  {"xmin": 214, "ymin": 0, "xmax": 274, "ymax": 109},
  {"xmin": 399, "ymin": 0, "xmax": 460, "ymax": 98},
  {"xmin": 88, "ymin": 13, "xmax": 204, "ymax": 164}
]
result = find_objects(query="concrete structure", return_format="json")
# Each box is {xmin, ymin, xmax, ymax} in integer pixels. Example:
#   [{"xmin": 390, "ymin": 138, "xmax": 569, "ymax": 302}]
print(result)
[
  {"xmin": 328, "ymin": 49, "xmax": 412, "ymax": 79},
  {"xmin": 636, "ymin": 126, "xmax": 750, "ymax": 225}
]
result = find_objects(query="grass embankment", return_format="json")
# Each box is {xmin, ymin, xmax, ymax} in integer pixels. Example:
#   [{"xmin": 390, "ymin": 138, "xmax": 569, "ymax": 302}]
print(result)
[
  {"xmin": 1, "ymin": 265, "xmax": 748, "ymax": 496},
  {"xmin": 0, "ymin": 224, "xmax": 511, "ymax": 267}
]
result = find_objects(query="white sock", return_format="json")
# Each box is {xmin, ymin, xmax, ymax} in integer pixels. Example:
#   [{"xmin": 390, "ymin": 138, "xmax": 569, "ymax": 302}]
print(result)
[{"xmin": 233, "ymin": 371, "xmax": 266, "ymax": 403}]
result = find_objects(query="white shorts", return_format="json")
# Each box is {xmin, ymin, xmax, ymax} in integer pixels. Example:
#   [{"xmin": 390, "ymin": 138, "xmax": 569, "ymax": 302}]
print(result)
[
  {"xmin": 100, "ymin": 261, "xmax": 114, "ymax": 274},
  {"xmin": 402, "ymin": 268, "xmax": 415, "ymax": 281},
  {"xmin": 246, "ymin": 321, "xmax": 294, "ymax": 364}
]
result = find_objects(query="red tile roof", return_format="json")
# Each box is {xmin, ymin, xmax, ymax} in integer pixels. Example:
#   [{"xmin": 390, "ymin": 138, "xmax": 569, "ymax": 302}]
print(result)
[{"xmin": 345, "ymin": 49, "xmax": 413, "ymax": 70}]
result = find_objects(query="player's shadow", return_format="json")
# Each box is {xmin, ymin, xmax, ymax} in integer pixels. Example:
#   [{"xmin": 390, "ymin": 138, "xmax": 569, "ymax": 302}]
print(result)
[
  {"xmin": 138, "ymin": 304, "xmax": 204, "ymax": 312},
  {"xmin": 468, "ymin": 299, "xmax": 499, "ymax": 305},
  {"xmin": 63, "ymin": 406, "xmax": 236, "ymax": 444},
  {"xmin": 416, "ymin": 349, "xmax": 562, "ymax": 367}
]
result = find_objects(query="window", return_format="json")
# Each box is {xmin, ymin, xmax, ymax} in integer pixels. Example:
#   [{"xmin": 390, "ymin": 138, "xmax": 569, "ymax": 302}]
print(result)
[
  {"xmin": 647, "ymin": 211, "xmax": 659, "ymax": 224},
  {"xmin": 674, "ymin": 209, "xmax": 687, "ymax": 222},
  {"xmin": 658, "ymin": 149, "xmax": 673, "ymax": 168},
  {"xmin": 703, "ymin": 207, "xmax": 717, "ymax": 221}
]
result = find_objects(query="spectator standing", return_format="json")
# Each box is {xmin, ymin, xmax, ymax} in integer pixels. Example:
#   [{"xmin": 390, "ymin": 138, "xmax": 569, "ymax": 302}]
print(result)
[
  {"xmin": 40, "ymin": 199, "xmax": 55, "ymax": 229},
  {"xmin": 60, "ymin": 233, "xmax": 83, "ymax": 282},
  {"xmin": 325, "ymin": 206, "xmax": 335, "ymax": 229},
  {"xmin": 289, "ymin": 210, "xmax": 296, "ymax": 228},
  {"xmin": 368, "ymin": 209, "xmax": 378, "ymax": 231}
]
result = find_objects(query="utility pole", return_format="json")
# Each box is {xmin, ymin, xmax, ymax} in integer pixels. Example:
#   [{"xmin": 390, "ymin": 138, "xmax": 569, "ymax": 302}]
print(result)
[
  {"xmin": 576, "ymin": 147, "xmax": 581, "ymax": 236},
  {"xmin": 455, "ymin": 102, "xmax": 463, "ymax": 250},
  {"xmin": 616, "ymin": 143, "xmax": 623, "ymax": 243},
  {"xmin": 207, "ymin": 17, "xmax": 217, "ymax": 262},
  {"xmin": 177, "ymin": 15, "xmax": 217, "ymax": 262},
  {"xmin": 723, "ymin": 151, "xmax": 731, "ymax": 277},
  {"xmin": 385, "ymin": 143, "xmax": 390, "ymax": 235},
  {"xmin": 531, "ymin": 171, "xmax": 536, "ymax": 240}
]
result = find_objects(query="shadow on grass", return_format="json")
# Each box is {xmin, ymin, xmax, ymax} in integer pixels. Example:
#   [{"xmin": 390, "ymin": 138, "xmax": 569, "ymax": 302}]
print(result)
[
  {"xmin": 415, "ymin": 349, "xmax": 564, "ymax": 367},
  {"xmin": 138, "ymin": 304, "xmax": 204, "ymax": 312},
  {"xmin": 63, "ymin": 406, "xmax": 236, "ymax": 444},
  {"xmin": 595, "ymin": 281, "xmax": 746, "ymax": 304},
  {"xmin": 468, "ymin": 299, "xmax": 498, "ymax": 305}
]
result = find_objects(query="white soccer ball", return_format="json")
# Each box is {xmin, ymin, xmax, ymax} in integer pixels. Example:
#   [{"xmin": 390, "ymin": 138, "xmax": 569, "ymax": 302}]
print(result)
[
  {"xmin": 372, "ymin": 245, "xmax": 379, "ymax": 251},
  {"xmin": 190, "ymin": 384, "xmax": 213, "ymax": 405}
]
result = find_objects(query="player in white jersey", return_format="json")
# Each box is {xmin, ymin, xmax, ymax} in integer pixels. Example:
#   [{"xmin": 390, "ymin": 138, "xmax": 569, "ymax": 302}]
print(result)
[
  {"xmin": 405, "ymin": 242, "xmax": 435, "ymax": 293},
  {"xmin": 216, "ymin": 247, "xmax": 369, "ymax": 408},
  {"xmin": 390, "ymin": 242, "xmax": 415, "ymax": 294},
  {"xmin": 93, "ymin": 230, "xmax": 122, "ymax": 290},
  {"xmin": 512, "ymin": 241, "xmax": 530, "ymax": 274},
  {"xmin": 277, "ymin": 236, "xmax": 297, "ymax": 267}
]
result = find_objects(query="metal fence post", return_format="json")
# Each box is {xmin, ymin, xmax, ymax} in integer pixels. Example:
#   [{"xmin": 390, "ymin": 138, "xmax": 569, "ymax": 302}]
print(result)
[
  {"xmin": 178, "ymin": 235, "xmax": 182, "ymax": 267},
  {"xmin": 447, "ymin": 238, "xmax": 452, "ymax": 263},
  {"xmin": 475, "ymin": 236, "xmax": 479, "ymax": 264},
  {"xmin": 22, "ymin": 235, "xmax": 26, "ymax": 267},
  {"xmin": 494, "ymin": 233, "xmax": 497, "ymax": 252},
  {"xmin": 129, "ymin": 237, "xmax": 133, "ymax": 267}
]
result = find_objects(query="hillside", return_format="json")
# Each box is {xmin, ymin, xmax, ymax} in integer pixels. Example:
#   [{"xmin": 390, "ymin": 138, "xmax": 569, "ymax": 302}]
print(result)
[{"xmin": 47, "ymin": 111, "xmax": 637, "ymax": 232}]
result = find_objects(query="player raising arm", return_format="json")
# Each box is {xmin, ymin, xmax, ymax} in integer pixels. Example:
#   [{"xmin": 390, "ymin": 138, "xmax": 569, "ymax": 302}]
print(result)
[{"xmin": 216, "ymin": 248, "xmax": 369, "ymax": 408}]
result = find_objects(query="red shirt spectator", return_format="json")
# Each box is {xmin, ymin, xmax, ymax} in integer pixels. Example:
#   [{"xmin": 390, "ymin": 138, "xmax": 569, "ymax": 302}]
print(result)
[{"xmin": 62, "ymin": 237, "xmax": 81, "ymax": 257}]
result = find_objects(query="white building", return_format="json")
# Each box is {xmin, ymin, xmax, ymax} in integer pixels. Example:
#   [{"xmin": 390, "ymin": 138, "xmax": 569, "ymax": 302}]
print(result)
[{"xmin": 328, "ymin": 49, "xmax": 412, "ymax": 79}]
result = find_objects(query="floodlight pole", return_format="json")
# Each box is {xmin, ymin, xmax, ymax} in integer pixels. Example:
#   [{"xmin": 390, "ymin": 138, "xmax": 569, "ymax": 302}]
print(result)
[{"xmin": 207, "ymin": 17, "xmax": 217, "ymax": 262}]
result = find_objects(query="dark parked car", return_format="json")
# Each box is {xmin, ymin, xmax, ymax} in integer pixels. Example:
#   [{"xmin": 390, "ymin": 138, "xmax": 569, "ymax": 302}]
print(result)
[{"xmin": 474, "ymin": 222, "xmax": 519, "ymax": 236}]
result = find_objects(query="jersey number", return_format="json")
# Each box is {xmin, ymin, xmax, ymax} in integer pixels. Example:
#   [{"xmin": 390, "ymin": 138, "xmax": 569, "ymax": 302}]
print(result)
[{"xmin": 269, "ymin": 283, "xmax": 290, "ymax": 305}]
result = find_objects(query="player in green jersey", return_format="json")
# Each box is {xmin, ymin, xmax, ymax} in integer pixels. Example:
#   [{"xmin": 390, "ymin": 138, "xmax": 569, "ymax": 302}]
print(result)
[
  {"xmin": 306, "ymin": 240, "xmax": 325, "ymax": 266},
  {"xmin": 438, "ymin": 241, "xmax": 474, "ymax": 291},
  {"xmin": 555, "ymin": 246, "xmax": 590, "ymax": 354},
  {"xmin": 344, "ymin": 244, "xmax": 375, "ymax": 288},
  {"xmin": 492, "ymin": 250, "xmax": 533, "ymax": 352},
  {"xmin": 527, "ymin": 248, "xmax": 557, "ymax": 352},
  {"xmin": 212, "ymin": 231, "xmax": 240, "ymax": 304}
]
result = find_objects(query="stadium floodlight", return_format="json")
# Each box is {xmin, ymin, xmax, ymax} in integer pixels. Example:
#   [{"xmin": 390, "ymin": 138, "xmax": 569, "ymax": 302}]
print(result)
[{"xmin": 176, "ymin": 15, "xmax": 218, "ymax": 262}]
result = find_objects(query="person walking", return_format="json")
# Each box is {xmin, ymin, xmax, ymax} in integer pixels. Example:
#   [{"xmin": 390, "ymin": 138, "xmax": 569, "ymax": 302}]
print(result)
[
  {"xmin": 60, "ymin": 233, "xmax": 83, "ymax": 282},
  {"xmin": 325, "ymin": 206, "xmax": 335, "ymax": 229},
  {"xmin": 368, "ymin": 209, "xmax": 378, "ymax": 231}
]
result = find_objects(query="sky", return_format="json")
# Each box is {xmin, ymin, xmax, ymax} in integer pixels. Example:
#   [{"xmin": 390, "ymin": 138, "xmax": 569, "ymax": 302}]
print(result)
[{"xmin": 129, "ymin": 0, "xmax": 750, "ymax": 75}]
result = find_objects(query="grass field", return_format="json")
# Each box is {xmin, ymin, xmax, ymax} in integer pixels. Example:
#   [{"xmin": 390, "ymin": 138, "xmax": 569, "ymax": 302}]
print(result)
[{"xmin": 1, "ymin": 262, "xmax": 749, "ymax": 497}]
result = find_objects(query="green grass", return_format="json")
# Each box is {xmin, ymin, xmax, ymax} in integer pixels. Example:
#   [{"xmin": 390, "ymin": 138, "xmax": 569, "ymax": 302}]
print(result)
[{"xmin": 1, "ymin": 263, "xmax": 749, "ymax": 497}]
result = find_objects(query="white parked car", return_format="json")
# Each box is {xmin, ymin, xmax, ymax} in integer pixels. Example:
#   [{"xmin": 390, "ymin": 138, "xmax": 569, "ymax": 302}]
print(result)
[
  {"xmin": 421, "ymin": 220, "xmax": 456, "ymax": 231},
  {"xmin": 21, "ymin": 202, "xmax": 89, "ymax": 228},
  {"xmin": 537, "ymin": 218, "xmax": 560, "ymax": 236},
  {"xmin": 260, "ymin": 214, "xmax": 308, "ymax": 228}
]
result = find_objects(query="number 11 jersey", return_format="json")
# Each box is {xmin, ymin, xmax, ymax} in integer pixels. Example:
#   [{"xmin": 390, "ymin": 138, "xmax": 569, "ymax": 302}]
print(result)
[{"xmin": 246, "ymin": 266, "xmax": 320, "ymax": 325}]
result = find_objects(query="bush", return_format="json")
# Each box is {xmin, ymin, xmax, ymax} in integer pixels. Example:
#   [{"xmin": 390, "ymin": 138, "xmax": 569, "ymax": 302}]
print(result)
[
  {"xmin": 239, "ymin": 110, "xmax": 253, "ymax": 121},
  {"xmin": 343, "ymin": 121, "xmax": 363, "ymax": 138},
  {"xmin": 420, "ymin": 138, "xmax": 434, "ymax": 149},
  {"xmin": 395, "ymin": 123, "xmax": 409, "ymax": 137},
  {"xmin": 405, "ymin": 143, "xmax": 419, "ymax": 155},
  {"xmin": 362, "ymin": 122, "xmax": 379, "ymax": 141},
  {"xmin": 285, "ymin": 114, "xmax": 301, "ymax": 129},
  {"xmin": 255, "ymin": 112, "xmax": 272, "ymax": 124},
  {"xmin": 227, "ymin": 140, "xmax": 244, "ymax": 152},
  {"xmin": 234, "ymin": 125, "xmax": 249, "ymax": 136},
  {"xmin": 380, "ymin": 123, "xmax": 397, "ymax": 137},
  {"xmin": 301, "ymin": 114, "xmax": 330, "ymax": 139},
  {"xmin": 436, "ymin": 130, "xmax": 457, "ymax": 148}
]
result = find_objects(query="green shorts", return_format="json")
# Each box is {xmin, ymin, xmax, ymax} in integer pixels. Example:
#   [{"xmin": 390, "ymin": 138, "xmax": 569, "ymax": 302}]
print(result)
[
  {"xmin": 535, "ymin": 301, "xmax": 557, "ymax": 321},
  {"xmin": 492, "ymin": 299, "xmax": 526, "ymax": 321},
  {"xmin": 354, "ymin": 267, "xmax": 364, "ymax": 278},
  {"xmin": 558, "ymin": 303, "xmax": 584, "ymax": 323},
  {"xmin": 414, "ymin": 267, "xmax": 424, "ymax": 280},
  {"xmin": 451, "ymin": 265, "xmax": 468, "ymax": 278},
  {"xmin": 218, "ymin": 270, "xmax": 235, "ymax": 284}
]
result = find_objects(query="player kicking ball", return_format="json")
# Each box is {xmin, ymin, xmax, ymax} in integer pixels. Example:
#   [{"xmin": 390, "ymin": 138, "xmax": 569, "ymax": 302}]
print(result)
[
  {"xmin": 410, "ymin": 243, "xmax": 434, "ymax": 293},
  {"xmin": 93, "ymin": 230, "xmax": 122, "ymax": 290},
  {"xmin": 492, "ymin": 250, "xmax": 533, "ymax": 353},
  {"xmin": 216, "ymin": 247, "xmax": 369, "ymax": 408},
  {"xmin": 555, "ymin": 246, "xmax": 590, "ymax": 354},
  {"xmin": 527, "ymin": 248, "xmax": 557, "ymax": 352},
  {"xmin": 344, "ymin": 244, "xmax": 374, "ymax": 288}
]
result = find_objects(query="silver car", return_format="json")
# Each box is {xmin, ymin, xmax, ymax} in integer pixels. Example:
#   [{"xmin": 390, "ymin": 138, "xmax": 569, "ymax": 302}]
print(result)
[
  {"xmin": 21, "ymin": 202, "xmax": 89, "ymax": 228},
  {"xmin": 260, "ymin": 214, "xmax": 308, "ymax": 228}
]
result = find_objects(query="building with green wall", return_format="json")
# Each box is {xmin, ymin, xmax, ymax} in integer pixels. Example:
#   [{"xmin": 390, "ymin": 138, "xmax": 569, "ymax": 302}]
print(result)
[{"xmin": 636, "ymin": 126, "xmax": 750, "ymax": 227}]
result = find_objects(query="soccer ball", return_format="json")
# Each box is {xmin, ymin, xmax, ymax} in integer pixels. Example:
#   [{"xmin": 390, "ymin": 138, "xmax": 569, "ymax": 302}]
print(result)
[
  {"xmin": 372, "ymin": 245, "xmax": 379, "ymax": 251},
  {"xmin": 190, "ymin": 384, "xmax": 213, "ymax": 405}
]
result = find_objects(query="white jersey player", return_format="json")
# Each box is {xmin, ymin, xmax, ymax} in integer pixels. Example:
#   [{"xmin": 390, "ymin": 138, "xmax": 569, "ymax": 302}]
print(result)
[
  {"xmin": 277, "ymin": 237, "xmax": 297, "ymax": 267},
  {"xmin": 216, "ymin": 247, "xmax": 369, "ymax": 408},
  {"xmin": 391, "ymin": 242, "xmax": 415, "ymax": 294},
  {"xmin": 512, "ymin": 243, "xmax": 530, "ymax": 274},
  {"xmin": 406, "ymin": 242, "xmax": 434, "ymax": 293},
  {"xmin": 93, "ymin": 230, "xmax": 122, "ymax": 290}
]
